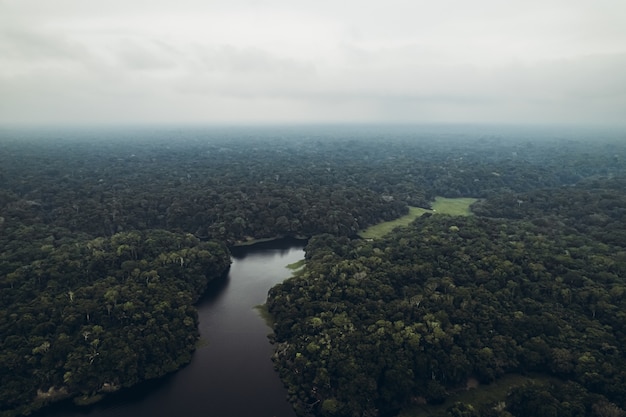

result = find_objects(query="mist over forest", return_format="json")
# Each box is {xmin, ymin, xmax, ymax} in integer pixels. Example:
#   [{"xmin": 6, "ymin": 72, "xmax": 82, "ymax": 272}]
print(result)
[{"xmin": 1, "ymin": 125, "xmax": 626, "ymax": 417}]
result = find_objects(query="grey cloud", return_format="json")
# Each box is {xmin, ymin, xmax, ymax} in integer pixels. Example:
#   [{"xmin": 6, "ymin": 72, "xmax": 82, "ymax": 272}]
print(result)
[
  {"xmin": 174, "ymin": 45, "xmax": 317, "ymax": 96},
  {"xmin": 193, "ymin": 45, "xmax": 316, "ymax": 74},
  {"xmin": 1, "ymin": 0, "xmax": 625, "ymax": 125},
  {"xmin": 0, "ymin": 29, "xmax": 91, "ymax": 64},
  {"xmin": 114, "ymin": 38, "xmax": 181, "ymax": 70},
  {"xmin": 540, "ymin": 54, "xmax": 626, "ymax": 100},
  {"xmin": 183, "ymin": 50, "xmax": 626, "ymax": 124}
]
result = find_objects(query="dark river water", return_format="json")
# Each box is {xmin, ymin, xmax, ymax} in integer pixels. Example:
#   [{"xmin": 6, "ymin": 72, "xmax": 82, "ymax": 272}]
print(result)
[{"xmin": 37, "ymin": 239, "xmax": 304, "ymax": 417}]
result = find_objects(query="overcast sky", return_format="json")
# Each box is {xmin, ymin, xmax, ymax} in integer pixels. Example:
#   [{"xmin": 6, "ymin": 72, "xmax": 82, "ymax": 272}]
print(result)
[{"xmin": 1, "ymin": 0, "xmax": 625, "ymax": 125}]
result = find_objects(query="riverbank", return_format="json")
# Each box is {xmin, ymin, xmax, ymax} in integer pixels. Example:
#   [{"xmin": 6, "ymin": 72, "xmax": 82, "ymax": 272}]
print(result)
[
  {"xmin": 232, "ymin": 235, "xmax": 308, "ymax": 247},
  {"xmin": 25, "ymin": 240, "xmax": 304, "ymax": 417}
]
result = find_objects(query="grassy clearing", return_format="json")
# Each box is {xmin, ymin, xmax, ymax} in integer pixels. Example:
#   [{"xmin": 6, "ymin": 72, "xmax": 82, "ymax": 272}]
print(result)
[
  {"xmin": 359, "ymin": 197, "xmax": 479, "ymax": 239},
  {"xmin": 286, "ymin": 259, "xmax": 306, "ymax": 270},
  {"xmin": 195, "ymin": 337, "xmax": 210, "ymax": 349},
  {"xmin": 286, "ymin": 259, "xmax": 306, "ymax": 279},
  {"xmin": 359, "ymin": 207, "xmax": 432, "ymax": 239},
  {"xmin": 399, "ymin": 374, "xmax": 554, "ymax": 417},
  {"xmin": 232, "ymin": 236, "xmax": 283, "ymax": 247},
  {"xmin": 431, "ymin": 197, "xmax": 478, "ymax": 216}
]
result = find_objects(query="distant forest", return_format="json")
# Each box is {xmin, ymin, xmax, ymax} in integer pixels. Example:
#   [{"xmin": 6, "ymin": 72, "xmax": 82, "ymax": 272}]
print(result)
[{"xmin": 1, "ymin": 125, "xmax": 625, "ymax": 417}]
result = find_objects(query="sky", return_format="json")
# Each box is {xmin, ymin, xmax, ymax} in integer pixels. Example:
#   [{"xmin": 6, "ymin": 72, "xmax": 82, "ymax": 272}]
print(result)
[{"xmin": 1, "ymin": 0, "xmax": 625, "ymax": 126}]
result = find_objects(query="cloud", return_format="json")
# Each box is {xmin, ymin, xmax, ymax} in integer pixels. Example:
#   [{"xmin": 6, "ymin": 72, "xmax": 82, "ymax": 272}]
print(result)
[
  {"xmin": 1, "ymin": 0, "xmax": 625, "ymax": 125},
  {"xmin": 114, "ymin": 38, "xmax": 180, "ymax": 71}
]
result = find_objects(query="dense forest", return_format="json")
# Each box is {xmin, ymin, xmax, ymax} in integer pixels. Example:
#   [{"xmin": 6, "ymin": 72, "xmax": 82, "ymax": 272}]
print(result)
[
  {"xmin": 0, "ymin": 225, "xmax": 231, "ymax": 416},
  {"xmin": 268, "ymin": 180, "xmax": 626, "ymax": 416},
  {"xmin": 1, "ymin": 125, "xmax": 626, "ymax": 417}
]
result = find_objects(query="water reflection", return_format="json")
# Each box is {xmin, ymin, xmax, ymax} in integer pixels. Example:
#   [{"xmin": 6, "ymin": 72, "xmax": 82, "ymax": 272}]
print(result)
[
  {"xmin": 230, "ymin": 237, "xmax": 307, "ymax": 260},
  {"xmin": 35, "ymin": 240, "xmax": 304, "ymax": 417}
]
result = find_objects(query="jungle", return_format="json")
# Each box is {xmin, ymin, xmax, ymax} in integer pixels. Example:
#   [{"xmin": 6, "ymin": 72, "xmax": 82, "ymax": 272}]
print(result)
[{"xmin": 1, "ymin": 124, "xmax": 625, "ymax": 417}]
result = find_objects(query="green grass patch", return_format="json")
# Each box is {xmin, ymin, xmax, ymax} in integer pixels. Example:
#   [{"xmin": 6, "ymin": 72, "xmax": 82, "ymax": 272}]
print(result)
[
  {"xmin": 286, "ymin": 259, "xmax": 306, "ymax": 270},
  {"xmin": 399, "ymin": 374, "xmax": 554, "ymax": 417},
  {"xmin": 195, "ymin": 337, "xmax": 209, "ymax": 349},
  {"xmin": 232, "ymin": 236, "xmax": 283, "ymax": 247},
  {"xmin": 359, "ymin": 206, "xmax": 432, "ymax": 239},
  {"xmin": 254, "ymin": 304, "xmax": 274, "ymax": 327},
  {"xmin": 431, "ymin": 197, "xmax": 478, "ymax": 216},
  {"xmin": 359, "ymin": 197, "xmax": 478, "ymax": 239}
]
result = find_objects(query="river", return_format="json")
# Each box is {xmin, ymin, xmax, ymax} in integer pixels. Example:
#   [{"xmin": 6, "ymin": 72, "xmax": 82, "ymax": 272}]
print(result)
[{"xmin": 36, "ymin": 239, "xmax": 304, "ymax": 417}]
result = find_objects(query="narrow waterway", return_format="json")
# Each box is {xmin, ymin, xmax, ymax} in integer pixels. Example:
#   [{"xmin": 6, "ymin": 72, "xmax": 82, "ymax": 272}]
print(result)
[{"xmin": 37, "ymin": 239, "xmax": 304, "ymax": 417}]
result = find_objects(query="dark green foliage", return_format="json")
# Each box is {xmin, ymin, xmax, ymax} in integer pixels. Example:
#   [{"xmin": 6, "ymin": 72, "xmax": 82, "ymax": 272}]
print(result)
[
  {"xmin": 2, "ymin": 126, "xmax": 625, "ymax": 244},
  {"xmin": 2, "ymin": 126, "xmax": 626, "ymax": 416},
  {"xmin": 445, "ymin": 402, "xmax": 481, "ymax": 417},
  {"xmin": 0, "ymin": 226, "xmax": 230, "ymax": 416},
  {"xmin": 268, "ymin": 184, "xmax": 626, "ymax": 417},
  {"xmin": 471, "ymin": 178, "xmax": 626, "ymax": 249},
  {"xmin": 505, "ymin": 381, "xmax": 626, "ymax": 417}
]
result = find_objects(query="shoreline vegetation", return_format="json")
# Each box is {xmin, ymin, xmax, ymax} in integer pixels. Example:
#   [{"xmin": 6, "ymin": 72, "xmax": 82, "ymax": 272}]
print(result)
[
  {"xmin": 257, "ymin": 258, "xmax": 307, "ymax": 330},
  {"xmin": 233, "ymin": 236, "xmax": 287, "ymax": 247},
  {"xmin": 254, "ymin": 304, "xmax": 275, "ymax": 328},
  {"xmin": 233, "ymin": 235, "xmax": 309, "ymax": 247}
]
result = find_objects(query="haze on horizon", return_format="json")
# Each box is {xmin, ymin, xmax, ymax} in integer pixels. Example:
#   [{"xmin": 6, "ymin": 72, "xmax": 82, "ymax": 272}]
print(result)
[{"xmin": 1, "ymin": 0, "xmax": 625, "ymax": 127}]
